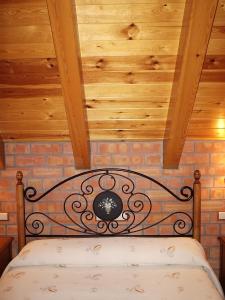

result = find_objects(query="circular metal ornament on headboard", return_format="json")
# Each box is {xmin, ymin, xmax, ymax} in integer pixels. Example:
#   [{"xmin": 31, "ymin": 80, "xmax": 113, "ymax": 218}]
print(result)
[{"xmin": 93, "ymin": 191, "xmax": 123, "ymax": 221}]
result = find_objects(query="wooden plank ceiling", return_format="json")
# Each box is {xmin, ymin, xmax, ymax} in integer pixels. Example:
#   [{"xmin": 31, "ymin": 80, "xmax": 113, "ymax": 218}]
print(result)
[{"xmin": 0, "ymin": 0, "xmax": 225, "ymax": 167}]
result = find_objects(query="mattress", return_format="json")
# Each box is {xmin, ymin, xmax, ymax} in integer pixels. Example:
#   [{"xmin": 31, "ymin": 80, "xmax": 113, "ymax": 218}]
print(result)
[{"xmin": 0, "ymin": 237, "xmax": 224, "ymax": 300}]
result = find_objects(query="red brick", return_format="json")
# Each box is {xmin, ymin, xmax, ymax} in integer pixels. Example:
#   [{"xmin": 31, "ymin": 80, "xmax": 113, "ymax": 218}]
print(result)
[
  {"xmin": 210, "ymin": 247, "xmax": 220, "ymax": 259},
  {"xmin": 205, "ymin": 224, "xmax": 220, "ymax": 235},
  {"xmin": 16, "ymin": 155, "xmax": 45, "ymax": 166},
  {"xmin": 202, "ymin": 200, "xmax": 224, "ymax": 211},
  {"xmin": 210, "ymin": 212, "xmax": 221, "ymax": 222},
  {"xmin": 6, "ymin": 225, "xmax": 17, "ymax": 235},
  {"xmin": 201, "ymin": 188, "xmax": 209, "ymax": 200},
  {"xmin": 159, "ymin": 225, "xmax": 174, "ymax": 235},
  {"xmin": 200, "ymin": 166, "xmax": 225, "ymax": 176},
  {"xmin": 201, "ymin": 225, "xmax": 205, "ymax": 235},
  {"xmin": 181, "ymin": 177, "xmax": 193, "ymax": 186},
  {"xmin": 131, "ymin": 142, "xmax": 161, "ymax": 153},
  {"xmin": 181, "ymin": 153, "xmax": 209, "ymax": 164},
  {"xmin": 145, "ymin": 154, "xmax": 161, "ymax": 165},
  {"xmin": 48, "ymin": 156, "xmax": 64, "ymax": 165},
  {"xmin": 64, "ymin": 167, "xmax": 77, "ymax": 177},
  {"xmin": 200, "ymin": 177, "xmax": 214, "ymax": 188},
  {"xmin": 163, "ymin": 165, "xmax": 194, "ymax": 176},
  {"xmin": 33, "ymin": 168, "xmax": 63, "ymax": 177},
  {"xmin": 90, "ymin": 142, "xmax": 97, "ymax": 154},
  {"xmin": 43, "ymin": 178, "xmax": 59, "ymax": 190},
  {"xmin": 0, "ymin": 192, "xmax": 15, "ymax": 201},
  {"xmin": 136, "ymin": 167, "xmax": 161, "ymax": 176},
  {"xmin": 27, "ymin": 179, "xmax": 43, "ymax": 190},
  {"xmin": 201, "ymin": 236, "xmax": 219, "ymax": 247},
  {"xmin": 31, "ymin": 143, "xmax": 62, "ymax": 154},
  {"xmin": 214, "ymin": 176, "xmax": 225, "ymax": 187},
  {"xmin": 142, "ymin": 226, "xmax": 158, "ymax": 235},
  {"xmin": 201, "ymin": 212, "xmax": 210, "ymax": 223},
  {"xmin": 5, "ymin": 143, "xmax": 30, "ymax": 154},
  {"xmin": 166, "ymin": 177, "xmax": 182, "ymax": 188},
  {"xmin": 211, "ymin": 153, "xmax": 225, "ymax": 164},
  {"xmin": 5, "ymin": 156, "xmax": 15, "ymax": 167},
  {"xmin": 195, "ymin": 141, "xmax": 225, "ymax": 153},
  {"xmin": 63, "ymin": 142, "xmax": 73, "ymax": 153},
  {"xmin": 1, "ymin": 168, "xmax": 31, "ymax": 178},
  {"xmin": 135, "ymin": 178, "xmax": 152, "ymax": 189},
  {"xmin": 210, "ymin": 188, "xmax": 225, "ymax": 200},
  {"xmin": 1, "ymin": 202, "xmax": 16, "ymax": 212},
  {"xmin": 48, "ymin": 155, "xmax": 74, "ymax": 166},
  {"xmin": 183, "ymin": 141, "xmax": 194, "ymax": 152},
  {"xmin": 0, "ymin": 178, "xmax": 12, "ymax": 190},
  {"xmin": 51, "ymin": 226, "xmax": 66, "ymax": 235},
  {"xmin": 0, "ymin": 226, "xmax": 6, "ymax": 235},
  {"xmin": 93, "ymin": 155, "xmax": 112, "ymax": 166},
  {"xmin": 130, "ymin": 155, "xmax": 144, "ymax": 165},
  {"xmin": 112, "ymin": 155, "xmax": 129, "ymax": 166},
  {"xmin": 99, "ymin": 142, "xmax": 129, "ymax": 154},
  {"xmin": 220, "ymin": 224, "xmax": 225, "ymax": 235}
]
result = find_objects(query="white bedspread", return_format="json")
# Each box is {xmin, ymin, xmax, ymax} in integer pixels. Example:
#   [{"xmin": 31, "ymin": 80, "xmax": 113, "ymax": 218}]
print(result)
[{"xmin": 0, "ymin": 237, "xmax": 224, "ymax": 300}]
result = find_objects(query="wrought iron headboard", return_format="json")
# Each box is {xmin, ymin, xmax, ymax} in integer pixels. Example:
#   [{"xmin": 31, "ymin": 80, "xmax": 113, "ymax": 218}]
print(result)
[{"xmin": 16, "ymin": 168, "xmax": 201, "ymax": 251}]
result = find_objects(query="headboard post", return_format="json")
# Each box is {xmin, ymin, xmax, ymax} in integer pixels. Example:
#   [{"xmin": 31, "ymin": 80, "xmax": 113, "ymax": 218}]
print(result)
[
  {"xmin": 193, "ymin": 170, "xmax": 201, "ymax": 242},
  {"xmin": 16, "ymin": 170, "xmax": 25, "ymax": 252}
]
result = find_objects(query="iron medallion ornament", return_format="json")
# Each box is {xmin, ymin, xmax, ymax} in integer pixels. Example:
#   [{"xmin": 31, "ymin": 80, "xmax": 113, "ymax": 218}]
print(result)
[{"xmin": 93, "ymin": 191, "xmax": 123, "ymax": 221}]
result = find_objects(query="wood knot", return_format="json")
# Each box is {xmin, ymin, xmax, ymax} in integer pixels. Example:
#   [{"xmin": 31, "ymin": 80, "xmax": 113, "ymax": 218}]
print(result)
[
  {"xmin": 46, "ymin": 58, "xmax": 55, "ymax": 69},
  {"xmin": 126, "ymin": 72, "xmax": 135, "ymax": 84},
  {"xmin": 96, "ymin": 59, "xmax": 105, "ymax": 69},
  {"xmin": 16, "ymin": 171, "xmax": 23, "ymax": 184},
  {"xmin": 194, "ymin": 170, "xmax": 201, "ymax": 182},
  {"xmin": 124, "ymin": 23, "xmax": 140, "ymax": 40},
  {"xmin": 145, "ymin": 56, "xmax": 159, "ymax": 70}
]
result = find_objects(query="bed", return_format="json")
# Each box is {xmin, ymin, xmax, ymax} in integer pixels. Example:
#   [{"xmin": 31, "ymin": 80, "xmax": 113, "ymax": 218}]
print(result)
[{"xmin": 0, "ymin": 168, "xmax": 224, "ymax": 299}]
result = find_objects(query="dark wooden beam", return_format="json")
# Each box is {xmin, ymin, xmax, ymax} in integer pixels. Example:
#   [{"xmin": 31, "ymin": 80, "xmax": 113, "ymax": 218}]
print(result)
[
  {"xmin": 163, "ymin": 0, "xmax": 218, "ymax": 169},
  {"xmin": 46, "ymin": 0, "xmax": 90, "ymax": 169}
]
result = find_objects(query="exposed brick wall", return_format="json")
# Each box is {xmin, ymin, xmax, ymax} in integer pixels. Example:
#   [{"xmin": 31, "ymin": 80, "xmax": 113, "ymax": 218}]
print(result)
[{"xmin": 0, "ymin": 140, "xmax": 225, "ymax": 277}]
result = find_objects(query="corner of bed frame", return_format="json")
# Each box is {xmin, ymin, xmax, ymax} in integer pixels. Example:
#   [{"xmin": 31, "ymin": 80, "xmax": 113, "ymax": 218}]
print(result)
[
  {"xmin": 193, "ymin": 170, "xmax": 201, "ymax": 242},
  {"xmin": 16, "ymin": 170, "xmax": 25, "ymax": 252}
]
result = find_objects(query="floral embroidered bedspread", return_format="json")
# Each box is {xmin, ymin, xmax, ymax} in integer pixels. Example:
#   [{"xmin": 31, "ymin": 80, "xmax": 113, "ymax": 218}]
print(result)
[{"xmin": 0, "ymin": 237, "xmax": 224, "ymax": 300}]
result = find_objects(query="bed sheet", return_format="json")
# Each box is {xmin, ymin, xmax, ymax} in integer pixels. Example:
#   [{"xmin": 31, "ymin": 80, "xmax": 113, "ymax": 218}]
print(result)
[
  {"xmin": 0, "ymin": 264, "xmax": 224, "ymax": 300},
  {"xmin": 0, "ymin": 237, "xmax": 224, "ymax": 300}
]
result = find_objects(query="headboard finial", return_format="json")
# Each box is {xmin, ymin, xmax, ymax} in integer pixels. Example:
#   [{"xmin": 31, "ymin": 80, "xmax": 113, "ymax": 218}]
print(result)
[
  {"xmin": 194, "ymin": 170, "xmax": 201, "ymax": 183},
  {"xmin": 16, "ymin": 171, "xmax": 23, "ymax": 185}
]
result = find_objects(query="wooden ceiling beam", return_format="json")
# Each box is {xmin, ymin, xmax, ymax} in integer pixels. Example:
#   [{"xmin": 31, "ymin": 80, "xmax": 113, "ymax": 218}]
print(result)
[
  {"xmin": 46, "ymin": 0, "xmax": 90, "ymax": 169},
  {"xmin": 163, "ymin": 0, "xmax": 218, "ymax": 169}
]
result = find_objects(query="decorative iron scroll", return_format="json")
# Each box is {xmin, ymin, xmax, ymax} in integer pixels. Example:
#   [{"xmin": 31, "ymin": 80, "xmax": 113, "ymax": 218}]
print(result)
[{"xmin": 24, "ymin": 168, "xmax": 194, "ymax": 237}]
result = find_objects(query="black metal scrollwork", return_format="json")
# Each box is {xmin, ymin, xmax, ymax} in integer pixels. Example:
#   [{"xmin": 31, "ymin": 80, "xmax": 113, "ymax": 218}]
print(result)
[{"xmin": 24, "ymin": 168, "xmax": 194, "ymax": 237}]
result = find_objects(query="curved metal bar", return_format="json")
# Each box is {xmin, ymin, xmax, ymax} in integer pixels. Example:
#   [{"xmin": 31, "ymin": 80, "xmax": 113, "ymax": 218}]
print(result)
[
  {"xmin": 24, "ymin": 187, "xmax": 38, "ymax": 202},
  {"xmin": 126, "ymin": 192, "xmax": 152, "ymax": 231},
  {"xmin": 105, "ymin": 211, "xmax": 136, "ymax": 235},
  {"xmin": 109, "ymin": 172, "xmax": 135, "ymax": 195},
  {"xmin": 98, "ymin": 173, "xmax": 116, "ymax": 191},
  {"xmin": 63, "ymin": 193, "xmax": 89, "ymax": 232},
  {"xmin": 129, "ymin": 212, "xmax": 193, "ymax": 235},
  {"xmin": 25, "ymin": 212, "xmax": 94, "ymax": 235},
  {"xmin": 24, "ymin": 168, "xmax": 193, "ymax": 203}
]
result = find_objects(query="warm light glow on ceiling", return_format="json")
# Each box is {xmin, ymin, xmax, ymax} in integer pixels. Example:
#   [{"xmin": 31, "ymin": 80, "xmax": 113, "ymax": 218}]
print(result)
[
  {"xmin": 216, "ymin": 119, "xmax": 225, "ymax": 138},
  {"xmin": 217, "ymin": 119, "xmax": 225, "ymax": 129}
]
